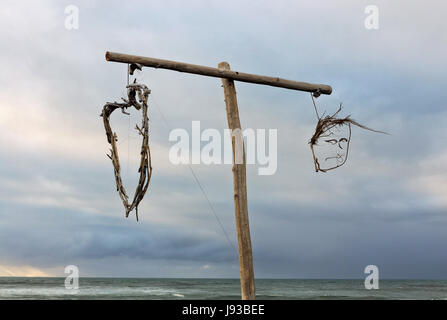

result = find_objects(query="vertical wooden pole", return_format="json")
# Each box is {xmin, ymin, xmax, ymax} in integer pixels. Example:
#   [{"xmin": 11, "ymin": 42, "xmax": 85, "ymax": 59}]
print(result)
[{"xmin": 219, "ymin": 61, "xmax": 256, "ymax": 300}]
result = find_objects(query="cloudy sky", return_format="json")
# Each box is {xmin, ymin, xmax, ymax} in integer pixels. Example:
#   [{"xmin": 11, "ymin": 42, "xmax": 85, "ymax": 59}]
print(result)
[{"xmin": 0, "ymin": 0, "xmax": 446, "ymax": 279}]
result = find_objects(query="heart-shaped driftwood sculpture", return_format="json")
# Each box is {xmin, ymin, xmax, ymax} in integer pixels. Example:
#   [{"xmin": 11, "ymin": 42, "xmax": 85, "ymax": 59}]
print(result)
[{"xmin": 100, "ymin": 80, "xmax": 152, "ymax": 220}]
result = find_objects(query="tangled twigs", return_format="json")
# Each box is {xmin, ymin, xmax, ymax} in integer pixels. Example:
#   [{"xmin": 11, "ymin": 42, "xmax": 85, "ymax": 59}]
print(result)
[
  {"xmin": 309, "ymin": 97, "xmax": 387, "ymax": 173},
  {"xmin": 100, "ymin": 81, "xmax": 152, "ymax": 220}
]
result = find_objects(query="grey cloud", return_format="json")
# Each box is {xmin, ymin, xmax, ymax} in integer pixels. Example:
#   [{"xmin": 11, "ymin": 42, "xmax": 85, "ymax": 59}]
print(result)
[{"xmin": 0, "ymin": 0, "xmax": 446, "ymax": 278}]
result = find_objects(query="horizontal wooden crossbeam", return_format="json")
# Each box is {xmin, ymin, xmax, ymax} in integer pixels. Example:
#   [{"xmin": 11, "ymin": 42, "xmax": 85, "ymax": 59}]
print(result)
[{"xmin": 105, "ymin": 51, "xmax": 332, "ymax": 95}]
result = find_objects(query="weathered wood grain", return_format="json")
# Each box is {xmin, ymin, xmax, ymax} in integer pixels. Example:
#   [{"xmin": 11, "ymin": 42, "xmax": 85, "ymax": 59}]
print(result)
[
  {"xmin": 106, "ymin": 51, "xmax": 332, "ymax": 95},
  {"xmin": 219, "ymin": 62, "xmax": 256, "ymax": 300}
]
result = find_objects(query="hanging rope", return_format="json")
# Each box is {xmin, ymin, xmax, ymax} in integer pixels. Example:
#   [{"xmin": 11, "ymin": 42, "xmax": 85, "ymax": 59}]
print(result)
[
  {"xmin": 141, "ymin": 74, "xmax": 237, "ymax": 253},
  {"xmin": 311, "ymin": 91, "xmax": 320, "ymax": 120}
]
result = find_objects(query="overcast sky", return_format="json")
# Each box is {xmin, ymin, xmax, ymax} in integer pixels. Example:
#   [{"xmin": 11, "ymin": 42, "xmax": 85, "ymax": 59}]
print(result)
[{"xmin": 0, "ymin": 0, "xmax": 446, "ymax": 279}]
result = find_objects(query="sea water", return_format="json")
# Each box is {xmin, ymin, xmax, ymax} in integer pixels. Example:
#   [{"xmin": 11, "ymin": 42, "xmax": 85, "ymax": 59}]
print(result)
[{"xmin": 0, "ymin": 277, "xmax": 446, "ymax": 300}]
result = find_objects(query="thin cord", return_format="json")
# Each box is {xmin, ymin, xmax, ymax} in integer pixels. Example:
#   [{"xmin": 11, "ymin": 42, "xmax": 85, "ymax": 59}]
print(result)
[
  {"xmin": 187, "ymin": 165, "xmax": 237, "ymax": 253},
  {"xmin": 126, "ymin": 64, "xmax": 131, "ymax": 179},
  {"xmin": 126, "ymin": 111, "xmax": 130, "ymax": 177},
  {"xmin": 147, "ymin": 87, "xmax": 237, "ymax": 255},
  {"xmin": 311, "ymin": 93, "xmax": 320, "ymax": 120},
  {"xmin": 127, "ymin": 64, "xmax": 129, "ymax": 86}
]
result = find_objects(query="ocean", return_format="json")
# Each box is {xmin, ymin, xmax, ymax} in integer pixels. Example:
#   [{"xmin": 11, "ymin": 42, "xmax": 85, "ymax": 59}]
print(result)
[{"xmin": 0, "ymin": 277, "xmax": 446, "ymax": 300}]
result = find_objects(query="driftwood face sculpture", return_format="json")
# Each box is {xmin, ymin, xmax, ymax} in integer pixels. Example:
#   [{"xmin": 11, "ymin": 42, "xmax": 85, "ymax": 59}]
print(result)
[
  {"xmin": 100, "ymin": 79, "xmax": 152, "ymax": 220},
  {"xmin": 309, "ymin": 101, "xmax": 386, "ymax": 173}
]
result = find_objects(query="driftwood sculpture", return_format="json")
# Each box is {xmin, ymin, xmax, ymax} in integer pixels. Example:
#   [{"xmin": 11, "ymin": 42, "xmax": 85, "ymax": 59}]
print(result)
[
  {"xmin": 100, "ymin": 79, "xmax": 152, "ymax": 220},
  {"xmin": 309, "ymin": 95, "xmax": 386, "ymax": 172}
]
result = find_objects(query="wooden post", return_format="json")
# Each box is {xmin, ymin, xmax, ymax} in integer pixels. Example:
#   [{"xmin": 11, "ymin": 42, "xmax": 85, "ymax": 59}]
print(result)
[{"xmin": 219, "ymin": 61, "xmax": 256, "ymax": 300}]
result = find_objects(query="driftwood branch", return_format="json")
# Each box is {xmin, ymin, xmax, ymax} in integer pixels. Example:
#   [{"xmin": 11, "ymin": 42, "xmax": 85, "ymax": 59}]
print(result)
[
  {"xmin": 105, "ymin": 51, "xmax": 332, "ymax": 95},
  {"xmin": 100, "ymin": 81, "xmax": 152, "ymax": 220}
]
